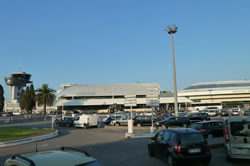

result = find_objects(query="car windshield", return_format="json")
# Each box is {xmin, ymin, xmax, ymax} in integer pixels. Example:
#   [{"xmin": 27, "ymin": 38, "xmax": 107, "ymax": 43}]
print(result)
[
  {"xmin": 180, "ymin": 133, "xmax": 205, "ymax": 145},
  {"xmin": 191, "ymin": 123, "xmax": 206, "ymax": 129},
  {"xmin": 230, "ymin": 122, "xmax": 250, "ymax": 137}
]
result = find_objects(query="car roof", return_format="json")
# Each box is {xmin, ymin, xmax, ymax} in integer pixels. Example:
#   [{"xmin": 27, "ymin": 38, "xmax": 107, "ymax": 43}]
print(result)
[
  {"xmin": 163, "ymin": 128, "xmax": 200, "ymax": 134},
  {"xmin": 21, "ymin": 150, "xmax": 97, "ymax": 166},
  {"xmin": 226, "ymin": 116, "xmax": 250, "ymax": 122},
  {"xmin": 196, "ymin": 120, "xmax": 223, "ymax": 124}
]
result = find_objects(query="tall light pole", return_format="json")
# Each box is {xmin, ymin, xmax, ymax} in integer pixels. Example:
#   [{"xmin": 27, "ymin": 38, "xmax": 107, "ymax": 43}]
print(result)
[{"xmin": 165, "ymin": 24, "xmax": 178, "ymax": 116}]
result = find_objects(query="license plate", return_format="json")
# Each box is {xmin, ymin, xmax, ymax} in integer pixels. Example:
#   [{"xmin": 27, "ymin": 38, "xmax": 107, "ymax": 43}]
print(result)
[
  {"xmin": 188, "ymin": 148, "xmax": 201, "ymax": 153},
  {"xmin": 232, "ymin": 148, "xmax": 248, "ymax": 154}
]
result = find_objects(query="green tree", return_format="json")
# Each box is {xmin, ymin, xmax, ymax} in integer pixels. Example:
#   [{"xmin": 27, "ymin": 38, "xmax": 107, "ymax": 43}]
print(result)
[
  {"xmin": 24, "ymin": 86, "xmax": 32, "ymax": 114},
  {"xmin": 19, "ymin": 89, "xmax": 25, "ymax": 111},
  {"xmin": 36, "ymin": 84, "xmax": 56, "ymax": 116},
  {"xmin": 29, "ymin": 84, "xmax": 36, "ymax": 111},
  {"xmin": 0, "ymin": 85, "xmax": 4, "ymax": 112}
]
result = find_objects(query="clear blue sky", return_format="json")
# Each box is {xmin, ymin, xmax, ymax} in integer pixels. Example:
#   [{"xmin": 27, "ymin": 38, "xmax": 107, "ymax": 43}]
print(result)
[{"xmin": 1, "ymin": 0, "xmax": 250, "ymax": 101}]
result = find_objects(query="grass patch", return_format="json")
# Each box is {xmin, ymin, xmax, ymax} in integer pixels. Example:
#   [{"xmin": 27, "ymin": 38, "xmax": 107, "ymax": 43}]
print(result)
[{"xmin": 0, "ymin": 127, "xmax": 56, "ymax": 142}]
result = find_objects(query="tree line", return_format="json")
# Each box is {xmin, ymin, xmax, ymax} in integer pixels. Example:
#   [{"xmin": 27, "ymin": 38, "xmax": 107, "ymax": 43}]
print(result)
[{"xmin": 0, "ymin": 84, "xmax": 55, "ymax": 115}]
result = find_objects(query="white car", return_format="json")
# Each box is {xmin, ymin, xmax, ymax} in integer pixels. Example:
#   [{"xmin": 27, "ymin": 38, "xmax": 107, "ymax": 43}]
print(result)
[
  {"xmin": 224, "ymin": 116, "xmax": 250, "ymax": 161},
  {"xmin": 231, "ymin": 108, "xmax": 239, "ymax": 116},
  {"xmin": 207, "ymin": 110, "xmax": 217, "ymax": 117},
  {"xmin": 13, "ymin": 112, "xmax": 21, "ymax": 116}
]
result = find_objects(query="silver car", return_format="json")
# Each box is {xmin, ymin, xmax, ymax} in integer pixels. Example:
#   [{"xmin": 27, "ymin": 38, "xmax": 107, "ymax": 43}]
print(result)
[
  {"xmin": 4, "ymin": 147, "xmax": 101, "ymax": 166},
  {"xmin": 224, "ymin": 116, "xmax": 250, "ymax": 161}
]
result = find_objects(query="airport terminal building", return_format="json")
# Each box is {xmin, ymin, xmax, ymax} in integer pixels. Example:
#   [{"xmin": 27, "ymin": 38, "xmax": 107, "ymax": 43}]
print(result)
[
  {"xmin": 55, "ymin": 83, "xmax": 191, "ymax": 113},
  {"xmin": 55, "ymin": 80, "xmax": 250, "ymax": 113},
  {"xmin": 178, "ymin": 80, "xmax": 250, "ymax": 110}
]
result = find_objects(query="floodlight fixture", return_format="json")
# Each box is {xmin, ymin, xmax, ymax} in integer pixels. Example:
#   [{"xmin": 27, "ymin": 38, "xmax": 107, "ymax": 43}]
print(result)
[{"xmin": 165, "ymin": 24, "xmax": 178, "ymax": 34}]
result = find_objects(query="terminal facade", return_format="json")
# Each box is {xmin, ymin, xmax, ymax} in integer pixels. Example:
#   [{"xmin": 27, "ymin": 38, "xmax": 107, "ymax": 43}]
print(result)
[{"xmin": 179, "ymin": 80, "xmax": 250, "ymax": 110}]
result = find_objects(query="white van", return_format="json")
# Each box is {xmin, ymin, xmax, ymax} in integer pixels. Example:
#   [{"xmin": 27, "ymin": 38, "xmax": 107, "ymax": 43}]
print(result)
[
  {"xmin": 74, "ymin": 114, "xmax": 99, "ymax": 129},
  {"xmin": 224, "ymin": 116, "xmax": 250, "ymax": 161}
]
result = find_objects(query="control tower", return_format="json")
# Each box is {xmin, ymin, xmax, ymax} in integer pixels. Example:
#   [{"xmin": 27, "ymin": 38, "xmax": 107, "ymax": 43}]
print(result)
[{"xmin": 5, "ymin": 72, "xmax": 32, "ymax": 103}]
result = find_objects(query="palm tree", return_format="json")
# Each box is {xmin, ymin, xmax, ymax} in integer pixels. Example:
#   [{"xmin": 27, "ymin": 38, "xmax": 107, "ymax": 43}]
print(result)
[{"xmin": 36, "ymin": 84, "xmax": 56, "ymax": 116}]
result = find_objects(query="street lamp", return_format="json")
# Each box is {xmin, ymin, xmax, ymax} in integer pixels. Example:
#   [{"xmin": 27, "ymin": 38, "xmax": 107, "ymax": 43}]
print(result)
[{"xmin": 165, "ymin": 24, "xmax": 179, "ymax": 116}]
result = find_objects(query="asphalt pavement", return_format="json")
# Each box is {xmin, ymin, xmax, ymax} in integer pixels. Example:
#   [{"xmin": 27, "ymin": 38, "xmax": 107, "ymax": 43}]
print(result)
[{"xmin": 0, "ymin": 120, "xmax": 249, "ymax": 166}]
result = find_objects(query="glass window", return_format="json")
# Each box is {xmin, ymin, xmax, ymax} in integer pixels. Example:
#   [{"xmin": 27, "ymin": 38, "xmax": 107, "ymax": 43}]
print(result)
[
  {"xmin": 230, "ymin": 122, "xmax": 250, "ymax": 137},
  {"xmin": 180, "ymin": 133, "xmax": 204, "ymax": 145},
  {"xmin": 170, "ymin": 133, "xmax": 177, "ymax": 144},
  {"xmin": 192, "ymin": 123, "xmax": 205, "ymax": 129},
  {"xmin": 156, "ymin": 131, "xmax": 164, "ymax": 141},
  {"xmin": 163, "ymin": 131, "xmax": 171, "ymax": 141}
]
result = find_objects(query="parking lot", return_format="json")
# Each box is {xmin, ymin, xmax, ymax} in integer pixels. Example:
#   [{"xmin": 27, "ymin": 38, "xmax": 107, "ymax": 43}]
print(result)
[{"xmin": 0, "ymin": 119, "xmax": 249, "ymax": 166}]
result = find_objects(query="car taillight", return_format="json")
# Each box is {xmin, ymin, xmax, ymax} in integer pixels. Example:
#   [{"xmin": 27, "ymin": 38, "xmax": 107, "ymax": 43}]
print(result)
[
  {"xmin": 173, "ymin": 143, "xmax": 182, "ymax": 153},
  {"xmin": 225, "ymin": 127, "xmax": 229, "ymax": 143},
  {"xmin": 199, "ymin": 129, "xmax": 206, "ymax": 132}
]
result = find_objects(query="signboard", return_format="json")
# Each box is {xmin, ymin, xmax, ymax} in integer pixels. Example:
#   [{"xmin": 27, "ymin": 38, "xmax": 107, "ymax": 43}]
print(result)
[
  {"xmin": 124, "ymin": 95, "xmax": 137, "ymax": 107},
  {"xmin": 146, "ymin": 87, "xmax": 160, "ymax": 107}
]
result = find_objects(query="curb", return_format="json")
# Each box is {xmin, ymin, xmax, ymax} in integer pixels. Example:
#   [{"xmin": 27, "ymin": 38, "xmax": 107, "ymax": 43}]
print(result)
[
  {"xmin": 0, "ymin": 130, "xmax": 59, "ymax": 148},
  {"xmin": 125, "ymin": 132, "xmax": 156, "ymax": 139}
]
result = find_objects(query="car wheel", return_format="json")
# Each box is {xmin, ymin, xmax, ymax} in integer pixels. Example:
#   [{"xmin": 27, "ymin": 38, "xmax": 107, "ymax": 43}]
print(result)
[
  {"xmin": 208, "ymin": 134, "xmax": 213, "ymax": 139},
  {"xmin": 137, "ymin": 123, "xmax": 141, "ymax": 127},
  {"xmin": 167, "ymin": 155, "xmax": 177, "ymax": 166},
  {"xmin": 83, "ymin": 124, "xmax": 87, "ymax": 129},
  {"xmin": 66, "ymin": 124, "xmax": 69, "ymax": 127},
  {"xmin": 182, "ymin": 124, "xmax": 187, "ymax": 128},
  {"xmin": 115, "ymin": 123, "xmax": 120, "ymax": 126}
]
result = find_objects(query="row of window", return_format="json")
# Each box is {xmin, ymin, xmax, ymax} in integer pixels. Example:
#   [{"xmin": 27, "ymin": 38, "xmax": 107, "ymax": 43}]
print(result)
[{"xmin": 184, "ymin": 83, "xmax": 250, "ymax": 90}]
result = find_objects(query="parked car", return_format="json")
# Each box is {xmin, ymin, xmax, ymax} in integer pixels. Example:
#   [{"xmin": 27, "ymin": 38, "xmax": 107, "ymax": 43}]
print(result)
[
  {"xmin": 186, "ymin": 113, "xmax": 210, "ymax": 122},
  {"xmin": 110, "ymin": 116, "xmax": 130, "ymax": 126},
  {"xmin": 148, "ymin": 128, "xmax": 211, "ymax": 166},
  {"xmin": 56, "ymin": 117, "xmax": 75, "ymax": 127},
  {"xmin": 220, "ymin": 109, "xmax": 228, "ymax": 116},
  {"xmin": 205, "ymin": 107, "xmax": 220, "ymax": 117},
  {"xmin": 133, "ymin": 116, "xmax": 153, "ymax": 127},
  {"xmin": 74, "ymin": 114, "xmax": 99, "ymax": 128},
  {"xmin": 191, "ymin": 120, "xmax": 224, "ymax": 138},
  {"xmin": 102, "ymin": 114, "xmax": 123, "ymax": 125},
  {"xmin": 244, "ymin": 108, "xmax": 250, "ymax": 116},
  {"xmin": 4, "ymin": 147, "xmax": 101, "ymax": 166},
  {"xmin": 231, "ymin": 108, "xmax": 239, "ymax": 116},
  {"xmin": 207, "ymin": 110, "xmax": 217, "ymax": 117},
  {"xmin": 52, "ymin": 114, "xmax": 62, "ymax": 123},
  {"xmin": 177, "ymin": 112, "xmax": 187, "ymax": 117},
  {"xmin": 224, "ymin": 116, "xmax": 250, "ymax": 161},
  {"xmin": 13, "ymin": 111, "xmax": 22, "ymax": 116},
  {"xmin": 2, "ymin": 112, "xmax": 14, "ymax": 117},
  {"xmin": 155, "ymin": 116, "xmax": 191, "ymax": 128}
]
